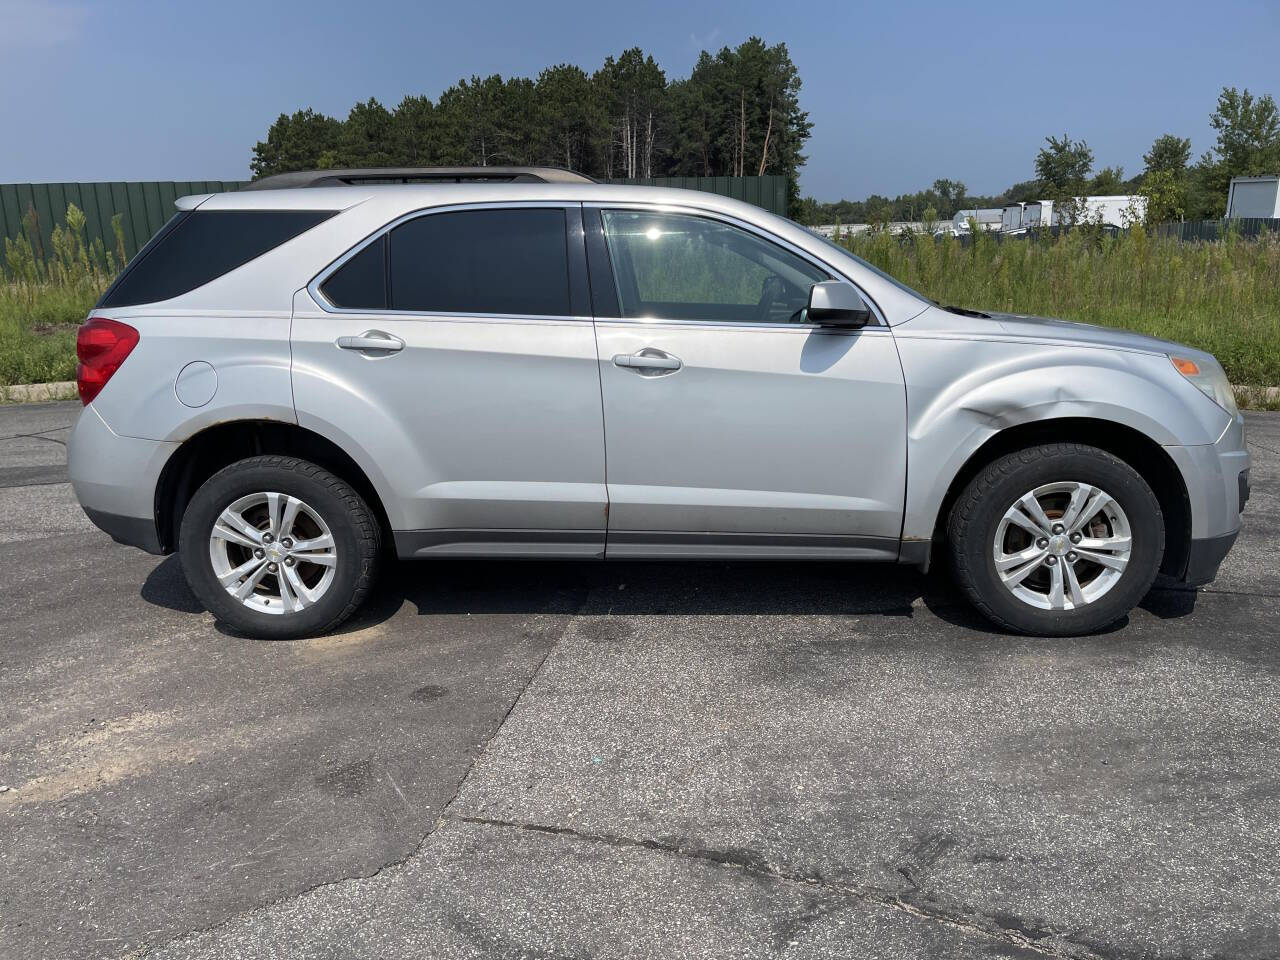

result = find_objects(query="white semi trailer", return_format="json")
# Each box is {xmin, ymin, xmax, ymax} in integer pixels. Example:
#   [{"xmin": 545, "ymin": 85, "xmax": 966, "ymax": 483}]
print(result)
[{"xmin": 1225, "ymin": 176, "xmax": 1280, "ymax": 218}]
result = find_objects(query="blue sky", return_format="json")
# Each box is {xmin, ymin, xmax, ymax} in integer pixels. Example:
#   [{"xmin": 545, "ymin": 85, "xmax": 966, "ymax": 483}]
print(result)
[{"xmin": 1, "ymin": 0, "xmax": 1276, "ymax": 201}]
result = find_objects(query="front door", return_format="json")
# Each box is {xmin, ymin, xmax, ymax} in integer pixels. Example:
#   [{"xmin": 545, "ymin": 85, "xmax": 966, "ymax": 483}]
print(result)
[
  {"xmin": 291, "ymin": 204, "xmax": 607, "ymax": 558},
  {"xmin": 588, "ymin": 207, "xmax": 907, "ymax": 559}
]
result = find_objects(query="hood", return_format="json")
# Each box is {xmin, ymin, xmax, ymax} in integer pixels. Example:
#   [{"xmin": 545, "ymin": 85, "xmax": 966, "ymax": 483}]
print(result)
[{"xmin": 934, "ymin": 307, "xmax": 1212, "ymax": 363}]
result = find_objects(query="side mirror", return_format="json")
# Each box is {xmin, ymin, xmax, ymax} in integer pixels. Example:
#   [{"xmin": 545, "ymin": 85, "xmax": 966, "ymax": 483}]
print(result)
[{"xmin": 807, "ymin": 281, "xmax": 872, "ymax": 327}]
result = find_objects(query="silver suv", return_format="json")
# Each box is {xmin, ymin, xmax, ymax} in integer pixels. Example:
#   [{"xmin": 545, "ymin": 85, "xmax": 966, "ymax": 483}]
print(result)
[{"xmin": 67, "ymin": 167, "xmax": 1250, "ymax": 639}]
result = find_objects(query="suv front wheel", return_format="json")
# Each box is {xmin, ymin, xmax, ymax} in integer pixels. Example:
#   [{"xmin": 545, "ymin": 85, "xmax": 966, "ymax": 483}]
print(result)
[
  {"xmin": 948, "ymin": 443, "xmax": 1164, "ymax": 636},
  {"xmin": 179, "ymin": 456, "xmax": 380, "ymax": 640}
]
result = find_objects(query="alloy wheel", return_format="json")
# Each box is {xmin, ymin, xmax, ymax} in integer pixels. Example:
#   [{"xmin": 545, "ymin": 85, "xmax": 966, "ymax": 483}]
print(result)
[
  {"xmin": 207, "ymin": 491, "xmax": 338, "ymax": 615},
  {"xmin": 993, "ymin": 481, "xmax": 1132, "ymax": 611}
]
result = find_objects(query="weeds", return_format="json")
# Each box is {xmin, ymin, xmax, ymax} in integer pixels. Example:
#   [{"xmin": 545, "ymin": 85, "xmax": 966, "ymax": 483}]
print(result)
[
  {"xmin": 842, "ymin": 225, "xmax": 1280, "ymax": 387},
  {"xmin": 1, "ymin": 203, "xmax": 115, "ymax": 386}
]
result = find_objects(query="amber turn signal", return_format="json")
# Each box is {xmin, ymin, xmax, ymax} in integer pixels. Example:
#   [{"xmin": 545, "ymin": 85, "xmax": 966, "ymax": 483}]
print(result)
[{"xmin": 1170, "ymin": 356, "xmax": 1201, "ymax": 377}]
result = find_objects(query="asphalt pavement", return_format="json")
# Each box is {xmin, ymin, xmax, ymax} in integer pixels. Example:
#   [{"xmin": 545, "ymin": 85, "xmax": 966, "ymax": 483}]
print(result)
[{"xmin": 2, "ymin": 401, "xmax": 1278, "ymax": 960}]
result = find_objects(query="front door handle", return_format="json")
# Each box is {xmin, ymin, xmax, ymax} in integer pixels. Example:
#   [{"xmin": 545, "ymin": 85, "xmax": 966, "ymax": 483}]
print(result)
[
  {"xmin": 337, "ymin": 331, "xmax": 404, "ymax": 353},
  {"xmin": 612, "ymin": 349, "xmax": 682, "ymax": 375}
]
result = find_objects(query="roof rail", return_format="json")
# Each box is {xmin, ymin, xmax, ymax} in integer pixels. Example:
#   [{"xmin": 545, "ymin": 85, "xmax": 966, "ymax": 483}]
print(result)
[{"xmin": 242, "ymin": 166, "xmax": 597, "ymax": 191}]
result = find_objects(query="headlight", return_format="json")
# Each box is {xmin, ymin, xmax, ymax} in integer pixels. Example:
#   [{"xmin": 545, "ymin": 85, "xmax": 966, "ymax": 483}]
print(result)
[{"xmin": 1169, "ymin": 354, "xmax": 1238, "ymax": 417}]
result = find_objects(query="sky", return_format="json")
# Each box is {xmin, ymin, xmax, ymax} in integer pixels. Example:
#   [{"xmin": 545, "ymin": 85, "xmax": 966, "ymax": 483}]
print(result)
[{"xmin": 1, "ymin": 0, "xmax": 1277, "ymax": 202}]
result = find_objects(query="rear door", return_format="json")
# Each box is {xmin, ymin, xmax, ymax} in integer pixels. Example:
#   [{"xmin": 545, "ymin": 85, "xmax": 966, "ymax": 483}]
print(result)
[
  {"xmin": 291, "ymin": 203, "xmax": 608, "ymax": 557},
  {"xmin": 587, "ymin": 206, "xmax": 907, "ymax": 559}
]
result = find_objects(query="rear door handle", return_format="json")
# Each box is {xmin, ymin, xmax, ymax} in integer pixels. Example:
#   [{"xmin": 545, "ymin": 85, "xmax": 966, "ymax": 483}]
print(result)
[
  {"xmin": 612, "ymin": 350, "xmax": 682, "ymax": 374},
  {"xmin": 336, "ymin": 331, "xmax": 404, "ymax": 353}
]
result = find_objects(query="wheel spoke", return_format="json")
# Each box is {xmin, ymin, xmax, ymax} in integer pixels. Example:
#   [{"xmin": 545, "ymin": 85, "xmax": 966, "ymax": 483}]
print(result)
[
  {"xmin": 218, "ymin": 555, "xmax": 264, "ymax": 587},
  {"xmin": 1077, "ymin": 535, "xmax": 1131, "ymax": 553},
  {"xmin": 996, "ymin": 545, "xmax": 1047, "ymax": 587},
  {"xmin": 1004, "ymin": 503, "xmax": 1048, "ymax": 538},
  {"xmin": 1048, "ymin": 562, "xmax": 1066, "ymax": 609},
  {"xmin": 217, "ymin": 508, "xmax": 263, "ymax": 546},
  {"xmin": 265, "ymin": 492, "xmax": 285, "ymax": 537},
  {"xmin": 1075, "ymin": 548, "xmax": 1129, "ymax": 572},
  {"xmin": 279, "ymin": 496, "xmax": 302, "ymax": 539},
  {"xmin": 1063, "ymin": 561, "xmax": 1087, "ymax": 607},
  {"xmin": 1017, "ymin": 493, "xmax": 1055, "ymax": 535},
  {"xmin": 211, "ymin": 523, "xmax": 259, "ymax": 549},
  {"xmin": 282, "ymin": 565, "xmax": 318, "ymax": 610},
  {"xmin": 290, "ymin": 533, "xmax": 334, "ymax": 554},
  {"xmin": 277, "ymin": 565, "xmax": 299, "ymax": 612},
  {"xmin": 231, "ymin": 561, "xmax": 271, "ymax": 600},
  {"xmin": 1068, "ymin": 489, "xmax": 1113, "ymax": 534},
  {"xmin": 292, "ymin": 550, "xmax": 337, "ymax": 568},
  {"xmin": 1058, "ymin": 484, "xmax": 1095, "ymax": 531}
]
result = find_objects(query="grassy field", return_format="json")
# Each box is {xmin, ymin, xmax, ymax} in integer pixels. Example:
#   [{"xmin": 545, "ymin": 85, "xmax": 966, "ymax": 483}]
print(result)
[
  {"xmin": 2, "ymin": 202, "xmax": 117, "ymax": 388},
  {"xmin": 0, "ymin": 282, "xmax": 99, "ymax": 386},
  {"xmin": 842, "ymin": 224, "xmax": 1280, "ymax": 389},
  {"xmin": 3, "ymin": 207, "xmax": 1279, "ymax": 407}
]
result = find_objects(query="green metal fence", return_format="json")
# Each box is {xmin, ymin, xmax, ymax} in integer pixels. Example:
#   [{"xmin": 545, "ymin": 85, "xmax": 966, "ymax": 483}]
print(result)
[
  {"xmin": 1153, "ymin": 218, "xmax": 1280, "ymax": 241},
  {"xmin": 0, "ymin": 181, "xmax": 245, "ymax": 264},
  {"xmin": 0, "ymin": 175, "xmax": 789, "ymax": 268}
]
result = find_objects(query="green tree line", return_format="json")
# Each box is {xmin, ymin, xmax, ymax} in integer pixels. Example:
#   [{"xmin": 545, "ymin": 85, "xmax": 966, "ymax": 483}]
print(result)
[
  {"xmin": 798, "ymin": 86, "xmax": 1280, "ymax": 225},
  {"xmin": 252, "ymin": 38, "xmax": 811, "ymax": 213}
]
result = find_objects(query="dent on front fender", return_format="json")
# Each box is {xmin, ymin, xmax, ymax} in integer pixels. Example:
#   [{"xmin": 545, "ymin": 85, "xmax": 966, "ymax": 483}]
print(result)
[{"xmin": 896, "ymin": 337, "xmax": 1228, "ymax": 542}]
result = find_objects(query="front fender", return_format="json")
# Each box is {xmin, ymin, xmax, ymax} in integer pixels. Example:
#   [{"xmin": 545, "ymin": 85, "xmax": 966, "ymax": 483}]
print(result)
[{"xmin": 895, "ymin": 334, "xmax": 1231, "ymax": 542}]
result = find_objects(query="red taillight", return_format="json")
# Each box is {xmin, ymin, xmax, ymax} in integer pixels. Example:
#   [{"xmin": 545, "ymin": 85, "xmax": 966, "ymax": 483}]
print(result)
[{"xmin": 76, "ymin": 318, "xmax": 139, "ymax": 405}]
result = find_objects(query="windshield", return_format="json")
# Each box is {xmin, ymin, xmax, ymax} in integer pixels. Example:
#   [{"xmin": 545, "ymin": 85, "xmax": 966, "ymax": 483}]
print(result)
[{"xmin": 808, "ymin": 230, "xmax": 930, "ymax": 302}]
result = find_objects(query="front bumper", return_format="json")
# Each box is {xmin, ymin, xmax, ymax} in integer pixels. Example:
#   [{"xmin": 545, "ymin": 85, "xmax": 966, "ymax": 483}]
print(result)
[
  {"xmin": 1183, "ymin": 530, "xmax": 1239, "ymax": 586},
  {"xmin": 68, "ymin": 405, "xmax": 177, "ymax": 555},
  {"xmin": 1164, "ymin": 413, "xmax": 1249, "ymax": 585}
]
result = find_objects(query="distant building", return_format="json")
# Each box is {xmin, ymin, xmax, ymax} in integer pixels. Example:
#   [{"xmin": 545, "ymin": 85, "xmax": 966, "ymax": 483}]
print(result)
[{"xmin": 1226, "ymin": 175, "xmax": 1280, "ymax": 219}]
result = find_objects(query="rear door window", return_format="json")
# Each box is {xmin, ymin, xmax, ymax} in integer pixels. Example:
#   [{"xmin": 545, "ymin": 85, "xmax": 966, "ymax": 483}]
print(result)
[
  {"xmin": 98, "ymin": 209, "xmax": 335, "ymax": 308},
  {"xmin": 387, "ymin": 208, "xmax": 570, "ymax": 316}
]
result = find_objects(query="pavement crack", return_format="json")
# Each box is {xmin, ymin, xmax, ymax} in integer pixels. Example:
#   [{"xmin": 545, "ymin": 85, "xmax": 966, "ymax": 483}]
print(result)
[
  {"xmin": 444, "ymin": 814, "xmax": 1112, "ymax": 960},
  {"xmin": 133, "ymin": 600, "xmax": 589, "ymax": 958},
  {"xmin": 0, "ymin": 430, "xmax": 68, "ymax": 446}
]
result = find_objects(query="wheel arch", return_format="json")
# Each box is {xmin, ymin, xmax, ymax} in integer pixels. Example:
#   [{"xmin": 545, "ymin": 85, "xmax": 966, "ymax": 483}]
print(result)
[
  {"xmin": 922, "ymin": 417, "xmax": 1191, "ymax": 579},
  {"xmin": 154, "ymin": 420, "xmax": 394, "ymax": 554}
]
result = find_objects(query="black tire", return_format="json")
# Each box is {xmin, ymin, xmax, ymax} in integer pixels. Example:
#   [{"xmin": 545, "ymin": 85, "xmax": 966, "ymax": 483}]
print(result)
[
  {"xmin": 179, "ymin": 456, "xmax": 380, "ymax": 640},
  {"xmin": 948, "ymin": 443, "xmax": 1164, "ymax": 636}
]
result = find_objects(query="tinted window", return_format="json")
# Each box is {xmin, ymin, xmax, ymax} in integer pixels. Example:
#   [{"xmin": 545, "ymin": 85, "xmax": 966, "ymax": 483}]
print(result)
[
  {"xmin": 388, "ymin": 208, "xmax": 570, "ymax": 316},
  {"xmin": 601, "ymin": 210, "xmax": 828, "ymax": 324},
  {"xmin": 98, "ymin": 209, "xmax": 335, "ymax": 308},
  {"xmin": 321, "ymin": 234, "xmax": 387, "ymax": 309}
]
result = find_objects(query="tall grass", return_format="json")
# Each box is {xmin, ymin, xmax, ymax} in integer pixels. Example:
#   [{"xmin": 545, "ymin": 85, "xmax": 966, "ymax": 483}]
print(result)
[
  {"xmin": 3, "ymin": 204, "xmax": 1279, "ymax": 397},
  {"xmin": 842, "ymin": 225, "xmax": 1280, "ymax": 386},
  {"xmin": 1, "ymin": 203, "xmax": 116, "ymax": 386}
]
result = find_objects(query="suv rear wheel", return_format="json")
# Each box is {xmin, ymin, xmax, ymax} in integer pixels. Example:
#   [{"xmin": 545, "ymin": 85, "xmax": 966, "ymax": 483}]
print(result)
[
  {"xmin": 948, "ymin": 443, "xmax": 1164, "ymax": 636},
  {"xmin": 179, "ymin": 456, "xmax": 380, "ymax": 639}
]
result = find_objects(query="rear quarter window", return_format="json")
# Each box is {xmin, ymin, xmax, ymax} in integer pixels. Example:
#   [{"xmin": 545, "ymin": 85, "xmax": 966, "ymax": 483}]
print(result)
[{"xmin": 97, "ymin": 209, "xmax": 336, "ymax": 308}]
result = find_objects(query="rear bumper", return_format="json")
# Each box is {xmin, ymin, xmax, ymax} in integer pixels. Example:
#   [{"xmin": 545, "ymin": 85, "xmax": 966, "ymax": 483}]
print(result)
[
  {"xmin": 83, "ymin": 506, "xmax": 166, "ymax": 554},
  {"xmin": 68, "ymin": 405, "xmax": 176, "ymax": 555}
]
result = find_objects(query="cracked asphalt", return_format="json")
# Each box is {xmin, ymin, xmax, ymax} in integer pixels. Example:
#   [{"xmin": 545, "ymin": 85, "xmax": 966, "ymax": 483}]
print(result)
[{"xmin": 2, "ymin": 400, "xmax": 1278, "ymax": 960}]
